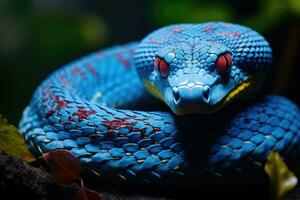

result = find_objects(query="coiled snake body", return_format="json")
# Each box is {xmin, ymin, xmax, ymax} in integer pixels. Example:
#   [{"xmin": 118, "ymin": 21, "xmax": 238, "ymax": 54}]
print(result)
[{"xmin": 20, "ymin": 22, "xmax": 300, "ymax": 185}]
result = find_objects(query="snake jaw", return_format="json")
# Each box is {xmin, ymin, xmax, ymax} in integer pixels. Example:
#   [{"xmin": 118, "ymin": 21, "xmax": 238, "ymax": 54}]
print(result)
[
  {"xmin": 145, "ymin": 75, "xmax": 262, "ymax": 115},
  {"xmin": 222, "ymin": 80, "xmax": 252, "ymax": 105},
  {"xmin": 221, "ymin": 75, "xmax": 265, "ymax": 107}
]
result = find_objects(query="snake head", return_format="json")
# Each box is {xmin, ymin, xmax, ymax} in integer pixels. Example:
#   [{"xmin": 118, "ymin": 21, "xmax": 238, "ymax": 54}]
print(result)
[{"xmin": 135, "ymin": 23, "xmax": 272, "ymax": 115}]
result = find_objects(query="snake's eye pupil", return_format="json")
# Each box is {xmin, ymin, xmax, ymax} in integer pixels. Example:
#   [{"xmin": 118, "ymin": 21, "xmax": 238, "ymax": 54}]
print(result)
[
  {"xmin": 216, "ymin": 52, "xmax": 232, "ymax": 75},
  {"xmin": 154, "ymin": 56, "xmax": 170, "ymax": 78}
]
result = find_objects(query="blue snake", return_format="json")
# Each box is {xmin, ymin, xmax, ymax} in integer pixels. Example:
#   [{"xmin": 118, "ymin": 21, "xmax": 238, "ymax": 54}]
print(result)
[{"xmin": 19, "ymin": 22, "xmax": 300, "ymax": 185}]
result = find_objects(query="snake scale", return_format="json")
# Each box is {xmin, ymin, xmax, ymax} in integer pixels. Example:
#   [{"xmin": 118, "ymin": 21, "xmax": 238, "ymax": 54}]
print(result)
[{"xmin": 19, "ymin": 22, "xmax": 300, "ymax": 185}]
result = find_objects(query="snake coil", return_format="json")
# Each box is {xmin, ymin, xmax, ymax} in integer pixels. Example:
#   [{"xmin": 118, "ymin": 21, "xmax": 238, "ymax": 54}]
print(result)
[{"xmin": 20, "ymin": 22, "xmax": 300, "ymax": 185}]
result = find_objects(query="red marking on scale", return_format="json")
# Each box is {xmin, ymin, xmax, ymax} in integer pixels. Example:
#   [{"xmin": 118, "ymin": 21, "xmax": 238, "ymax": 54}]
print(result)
[
  {"xmin": 54, "ymin": 96, "xmax": 68, "ymax": 108},
  {"xmin": 204, "ymin": 26, "xmax": 212, "ymax": 33},
  {"xmin": 115, "ymin": 52, "xmax": 131, "ymax": 69},
  {"xmin": 71, "ymin": 67, "xmax": 87, "ymax": 79},
  {"xmin": 73, "ymin": 107, "xmax": 95, "ymax": 121},
  {"xmin": 67, "ymin": 116, "xmax": 73, "ymax": 124},
  {"xmin": 103, "ymin": 117, "xmax": 137, "ymax": 131},
  {"xmin": 58, "ymin": 74, "xmax": 71, "ymax": 88},
  {"xmin": 173, "ymin": 28, "xmax": 182, "ymax": 34},
  {"xmin": 218, "ymin": 32, "xmax": 241, "ymax": 37},
  {"xmin": 84, "ymin": 63, "xmax": 99, "ymax": 78},
  {"xmin": 49, "ymin": 92, "xmax": 57, "ymax": 100},
  {"xmin": 150, "ymin": 38, "xmax": 158, "ymax": 44},
  {"xmin": 153, "ymin": 127, "xmax": 161, "ymax": 132},
  {"xmin": 103, "ymin": 119, "xmax": 125, "ymax": 129},
  {"xmin": 46, "ymin": 110, "xmax": 57, "ymax": 118}
]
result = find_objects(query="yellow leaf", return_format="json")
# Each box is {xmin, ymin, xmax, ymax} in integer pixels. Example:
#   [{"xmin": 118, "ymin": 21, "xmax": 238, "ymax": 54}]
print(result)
[
  {"xmin": 265, "ymin": 151, "xmax": 298, "ymax": 200},
  {"xmin": 0, "ymin": 115, "xmax": 35, "ymax": 162}
]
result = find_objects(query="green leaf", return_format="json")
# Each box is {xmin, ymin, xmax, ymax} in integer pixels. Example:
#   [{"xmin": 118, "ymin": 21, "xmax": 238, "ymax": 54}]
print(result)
[
  {"xmin": 0, "ymin": 115, "xmax": 35, "ymax": 162},
  {"xmin": 150, "ymin": 0, "xmax": 234, "ymax": 26},
  {"xmin": 265, "ymin": 151, "xmax": 298, "ymax": 200},
  {"xmin": 288, "ymin": 0, "xmax": 300, "ymax": 15}
]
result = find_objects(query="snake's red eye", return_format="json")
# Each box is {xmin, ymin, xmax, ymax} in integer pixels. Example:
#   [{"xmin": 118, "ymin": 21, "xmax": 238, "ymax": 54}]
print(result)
[
  {"xmin": 215, "ymin": 52, "xmax": 232, "ymax": 75},
  {"xmin": 154, "ymin": 56, "xmax": 170, "ymax": 78}
]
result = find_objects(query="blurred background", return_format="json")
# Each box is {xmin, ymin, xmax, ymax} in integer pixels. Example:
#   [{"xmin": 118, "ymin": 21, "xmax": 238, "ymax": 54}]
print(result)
[{"xmin": 0, "ymin": 0, "xmax": 299, "ymax": 125}]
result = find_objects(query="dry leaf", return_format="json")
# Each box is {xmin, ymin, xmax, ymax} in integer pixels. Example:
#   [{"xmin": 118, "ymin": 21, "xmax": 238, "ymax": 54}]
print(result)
[
  {"xmin": 265, "ymin": 151, "xmax": 298, "ymax": 200},
  {"xmin": 43, "ymin": 149, "xmax": 82, "ymax": 184}
]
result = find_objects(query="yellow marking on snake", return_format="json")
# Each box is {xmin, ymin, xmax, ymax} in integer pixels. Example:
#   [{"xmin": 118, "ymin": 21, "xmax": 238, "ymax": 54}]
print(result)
[
  {"xmin": 223, "ymin": 76, "xmax": 261, "ymax": 104},
  {"xmin": 144, "ymin": 76, "xmax": 260, "ymax": 114},
  {"xmin": 143, "ymin": 80, "xmax": 165, "ymax": 102},
  {"xmin": 223, "ymin": 79, "xmax": 252, "ymax": 104}
]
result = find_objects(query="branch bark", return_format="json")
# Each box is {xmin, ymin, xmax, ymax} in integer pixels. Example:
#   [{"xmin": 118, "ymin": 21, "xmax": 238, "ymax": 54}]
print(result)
[
  {"xmin": 1, "ymin": 152, "xmax": 299, "ymax": 200},
  {"xmin": 0, "ymin": 152, "xmax": 79, "ymax": 200}
]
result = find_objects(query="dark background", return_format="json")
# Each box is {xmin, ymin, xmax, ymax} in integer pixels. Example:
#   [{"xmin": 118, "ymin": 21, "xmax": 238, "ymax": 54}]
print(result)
[{"xmin": 0, "ymin": 0, "xmax": 299, "ymax": 125}]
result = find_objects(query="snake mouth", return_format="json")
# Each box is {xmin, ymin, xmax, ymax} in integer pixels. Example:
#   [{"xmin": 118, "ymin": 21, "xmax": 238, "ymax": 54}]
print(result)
[
  {"xmin": 172, "ymin": 76, "xmax": 263, "ymax": 115},
  {"xmin": 174, "ymin": 104, "xmax": 216, "ymax": 115},
  {"xmin": 171, "ymin": 85, "xmax": 215, "ymax": 115},
  {"xmin": 172, "ymin": 86, "xmax": 211, "ymax": 105},
  {"xmin": 144, "ymin": 75, "xmax": 263, "ymax": 116},
  {"xmin": 171, "ymin": 84, "xmax": 212, "ymax": 105}
]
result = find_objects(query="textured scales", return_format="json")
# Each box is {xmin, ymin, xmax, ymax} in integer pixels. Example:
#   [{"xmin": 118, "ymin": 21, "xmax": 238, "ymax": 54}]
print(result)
[
  {"xmin": 19, "ymin": 22, "xmax": 300, "ymax": 185},
  {"xmin": 135, "ymin": 22, "xmax": 272, "ymax": 114}
]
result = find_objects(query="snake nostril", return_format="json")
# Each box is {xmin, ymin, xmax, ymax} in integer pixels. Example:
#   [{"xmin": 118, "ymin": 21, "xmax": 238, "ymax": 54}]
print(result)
[
  {"xmin": 202, "ymin": 86, "xmax": 211, "ymax": 102},
  {"xmin": 172, "ymin": 88, "xmax": 180, "ymax": 104}
]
